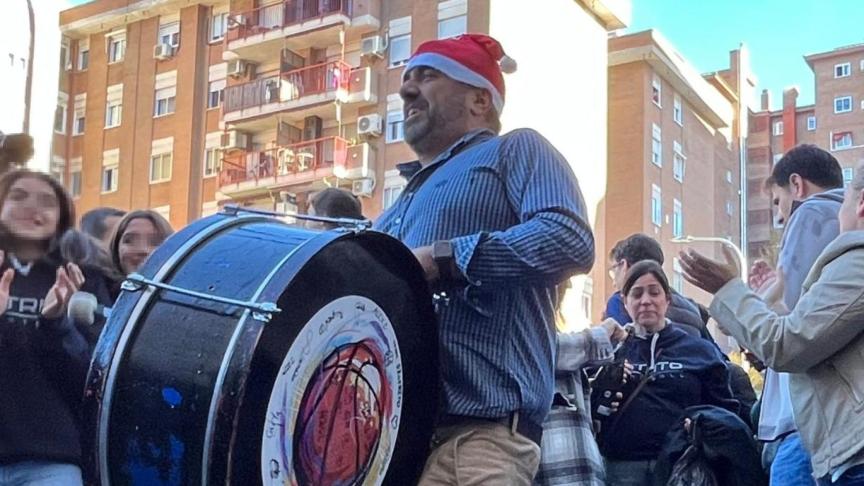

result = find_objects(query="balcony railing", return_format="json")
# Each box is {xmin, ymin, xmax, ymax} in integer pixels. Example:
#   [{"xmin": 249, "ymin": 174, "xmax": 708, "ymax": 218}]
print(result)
[
  {"xmin": 219, "ymin": 136, "xmax": 349, "ymax": 187},
  {"xmin": 223, "ymin": 61, "xmax": 351, "ymax": 114},
  {"xmin": 226, "ymin": 0, "xmax": 352, "ymax": 43}
]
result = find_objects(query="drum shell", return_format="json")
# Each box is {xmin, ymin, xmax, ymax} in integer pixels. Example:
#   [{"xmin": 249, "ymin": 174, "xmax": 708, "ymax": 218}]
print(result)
[{"xmin": 83, "ymin": 214, "xmax": 439, "ymax": 485}]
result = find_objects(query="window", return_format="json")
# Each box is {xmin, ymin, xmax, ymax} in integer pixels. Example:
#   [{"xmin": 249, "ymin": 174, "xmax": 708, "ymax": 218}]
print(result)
[
  {"xmin": 107, "ymin": 34, "xmax": 125, "ymax": 63},
  {"xmin": 388, "ymin": 16, "xmax": 412, "ymax": 67},
  {"xmin": 726, "ymin": 200, "xmax": 734, "ymax": 216},
  {"xmin": 651, "ymin": 76, "xmax": 662, "ymax": 106},
  {"xmin": 60, "ymin": 37, "xmax": 70, "ymax": 71},
  {"xmin": 437, "ymin": 0, "xmax": 466, "ymax": 39},
  {"xmin": 102, "ymin": 150, "xmax": 119, "ymax": 193},
  {"xmin": 773, "ymin": 121, "xmax": 783, "ymax": 136},
  {"xmin": 210, "ymin": 12, "xmax": 228, "ymax": 42},
  {"xmin": 158, "ymin": 22, "xmax": 180, "ymax": 48},
  {"xmin": 150, "ymin": 152, "xmax": 173, "ymax": 183},
  {"xmin": 807, "ymin": 116, "xmax": 816, "ymax": 131},
  {"xmin": 72, "ymin": 94, "xmax": 85, "ymax": 136},
  {"xmin": 673, "ymin": 199, "xmax": 683, "ymax": 238},
  {"xmin": 204, "ymin": 147, "xmax": 222, "ymax": 177},
  {"xmin": 672, "ymin": 258, "xmax": 684, "ymax": 293},
  {"xmin": 54, "ymin": 97, "xmax": 67, "ymax": 134},
  {"xmin": 383, "ymin": 184, "xmax": 404, "ymax": 210},
  {"xmin": 50, "ymin": 157, "xmax": 66, "ymax": 184},
  {"xmin": 726, "ymin": 170, "xmax": 733, "ymax": 184},
  {"xmin": 105, "ymin": 84, "xmax": 123, "ymax": 128},
  {"xmin": 389, "ymin": 34, "xmax": 411, "ymax": 67},
  {"xmin": 673, "ymin": 141, "xmax": 684, "ymax": 182},
  {"xmin": 651, "ymin": 123, "xmax": 662, "ymax": 167},
  {"xmin": 386, "ymin": 110, "xmax": 404, "ymax": 143},
  {"xmin": 835, "ymin": 96, "xmax": 853, "ymax": 113},
  {"xmin": 832, "ymin": 131, "xmax": 853, "ymax": 150},
  {"xmin": 673, "ymin": 94, "xmax": 682, "ymax": 125},
  {"xmin": 70, "ymin": 170, "xmax": 82, "ymax": 197},
  {"xmin": 843, "ymin": 168, "xmax": 854, "ymax": 187},
  {"xmin": 73, "ymin": 109, "xmax": 85, "ymax": 135},
  {"xmin": 105, "ymin": 102, "xmax": 121, "ymax": 127},
  {"xmin": 153, "ymin": 87, "xmax": 176, "ymax": 116},
  {"xmin": 208, "ymin": 81, "xmax": 224, "ymax": 109},
  {"xmin": 835, "ymin": 62, "xmax": 851, "ymax": 78},
  {"xmin": 651, "ymin": 184, "xmax": 662, "ymax": 226},
  {"xmin": 77, "ymin": 39, "xmax": 89, "ymax": 70}
]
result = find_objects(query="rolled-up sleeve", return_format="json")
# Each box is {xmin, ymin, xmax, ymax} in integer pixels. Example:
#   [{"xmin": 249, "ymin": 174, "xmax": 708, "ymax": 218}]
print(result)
[
  {"xmin": 451, "ymin": 129, "xmax": 594, "ymax": 288},
  {"xmin": 557, "ymin": 326, "xmax": 614, "ymax": 371}
]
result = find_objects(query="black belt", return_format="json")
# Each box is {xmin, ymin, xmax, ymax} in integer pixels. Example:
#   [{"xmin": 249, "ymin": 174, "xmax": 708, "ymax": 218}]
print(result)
[{"xmin": 438, "ymin": 412, "xmax": 543, "ymax": 447}]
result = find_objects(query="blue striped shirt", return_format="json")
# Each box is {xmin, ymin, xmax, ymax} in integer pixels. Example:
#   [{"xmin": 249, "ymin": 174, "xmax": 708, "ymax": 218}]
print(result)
[{"xmin": 374, "ymin": 128, "xmax": 595, "ymax": 425}]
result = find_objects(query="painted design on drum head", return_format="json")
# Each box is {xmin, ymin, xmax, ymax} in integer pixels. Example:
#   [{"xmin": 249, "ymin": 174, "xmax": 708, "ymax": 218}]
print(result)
[{"xmin": 262, "ymin": 296, "xmax": 403, "ymax": 486}]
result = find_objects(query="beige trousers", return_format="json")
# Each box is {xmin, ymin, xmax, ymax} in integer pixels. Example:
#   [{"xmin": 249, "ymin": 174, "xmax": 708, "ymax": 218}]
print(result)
[{"xmin": 417, "ymin": 420, "xmax": 541, "ymax": 486}]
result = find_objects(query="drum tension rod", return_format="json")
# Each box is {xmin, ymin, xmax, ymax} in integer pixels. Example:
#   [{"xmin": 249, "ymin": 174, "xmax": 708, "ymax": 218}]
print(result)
[
  {"xmin": 122, "ymin": 273, "xmax": 281, "ymax": 322},
  {"xmin": 222, "ymin": 204, "xmax": 372, "ymax": 232}
]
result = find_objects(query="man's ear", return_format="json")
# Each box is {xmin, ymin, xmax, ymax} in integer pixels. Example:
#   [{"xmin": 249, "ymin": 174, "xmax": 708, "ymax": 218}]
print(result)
[
  {"xmin": 856, "ymin": 188, "xmax": 864, "ymax": 219},
  {"xmin": 468, "ymin": 88, "xmax": 494, "ymax": 118},
  {"xmin": 789, "ymin": 174, "xmax": 806, "ymax": 198}
]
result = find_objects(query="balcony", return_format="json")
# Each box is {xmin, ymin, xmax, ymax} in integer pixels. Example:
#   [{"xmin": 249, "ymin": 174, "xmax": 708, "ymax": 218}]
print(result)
[
  {"xmin": 223, "ymin": 62, "xmax": 377, "ymax": 130},
  {"xmin": 224, "ymin": 0, "xmax": 380, "ymax": 65},
  {"xmin": 218, "ymin": 136, "xmax": 375, "ymax": 196}
]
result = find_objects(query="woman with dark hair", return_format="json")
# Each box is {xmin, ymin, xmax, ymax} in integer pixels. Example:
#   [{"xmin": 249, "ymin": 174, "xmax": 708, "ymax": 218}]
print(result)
[
  {"xmin": 593, "ymin": 260, "xmax": 739, "ymax": 486},
  {"xmin": 108, "ymin": 210, "xmax": 173, "ymax": 279},
  {"xmin": 0, "ymin": 169, "xmax": 111, "ymax": 485}
]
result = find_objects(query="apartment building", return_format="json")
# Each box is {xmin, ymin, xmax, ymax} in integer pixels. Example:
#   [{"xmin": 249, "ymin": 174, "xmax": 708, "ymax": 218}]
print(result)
[
  {"xmin": 597, "ymin": 30, "xmax": 754, "ymax": 325},
  {"xmin": 746, "ymin": 87, "xmax": 816, "ymax": 258},
  {"xmin": 746, "ymin": 43, "xmax": 864, "ymax": 259},
  {"xmin": 53, "ymin": 0, "xmax": 630, "ymax": 328}
]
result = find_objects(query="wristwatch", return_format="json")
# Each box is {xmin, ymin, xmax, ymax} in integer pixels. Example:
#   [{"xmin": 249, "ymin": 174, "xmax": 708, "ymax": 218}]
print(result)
[{"xmin": 432, "ymin": 240, "xmax": 459, "ymax": 282}]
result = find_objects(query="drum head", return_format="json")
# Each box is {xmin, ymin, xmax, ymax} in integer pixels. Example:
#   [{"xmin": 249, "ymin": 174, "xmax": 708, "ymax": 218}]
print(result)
[{"xmin": 234, "ymin": 236, "xmax": 439, "ymax": 485}]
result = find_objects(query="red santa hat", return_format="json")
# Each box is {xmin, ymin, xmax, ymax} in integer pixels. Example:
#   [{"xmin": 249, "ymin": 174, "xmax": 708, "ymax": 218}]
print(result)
[{"xmin": 404, "ymin": 33, "xmax": 517, "ymax": 114}]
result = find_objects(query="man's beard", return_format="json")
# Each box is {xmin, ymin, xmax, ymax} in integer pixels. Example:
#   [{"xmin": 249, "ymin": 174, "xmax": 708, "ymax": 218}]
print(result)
[{"xmin": 403, "ymin": 101, "xmax": 466, "ymax": 157}]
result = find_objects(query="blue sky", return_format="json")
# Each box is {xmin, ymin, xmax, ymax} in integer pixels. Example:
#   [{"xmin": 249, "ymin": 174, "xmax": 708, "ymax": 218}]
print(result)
[
  {"xmin": 68, "ymin": 0, "xmax": 863, "ymax": 108},
  {"xmin": 627, "ymin": 0, "xmax": 864, "ymax": 109}
]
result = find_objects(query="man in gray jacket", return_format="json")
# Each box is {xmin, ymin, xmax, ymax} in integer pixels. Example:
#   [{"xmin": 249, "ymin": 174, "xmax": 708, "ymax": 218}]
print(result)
[
  {"xmin": 679, "ymin": 159, "xmax": 864, "ymax": 485},
  {"xmin": 751, "ymin": 145, "xmax": 844, "ymax": 485}
]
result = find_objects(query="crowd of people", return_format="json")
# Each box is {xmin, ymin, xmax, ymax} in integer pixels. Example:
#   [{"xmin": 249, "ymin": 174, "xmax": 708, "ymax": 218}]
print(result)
[{"xmin": 1, "ymin": 32, "xmax": 863, "ymax": 486}]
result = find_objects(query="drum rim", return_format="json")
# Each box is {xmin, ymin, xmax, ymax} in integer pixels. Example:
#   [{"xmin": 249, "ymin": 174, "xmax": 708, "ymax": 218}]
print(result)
[
  {"xmin": 200, "ymin": 226, "xmax": 346, "ymax": 485},
  {"xmin": 96, "ymin": 214, "xmax": 278, "ymax": 485}
]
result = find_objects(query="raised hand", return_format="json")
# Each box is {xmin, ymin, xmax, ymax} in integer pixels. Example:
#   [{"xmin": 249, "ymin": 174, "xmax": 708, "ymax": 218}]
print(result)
[
  {"xmin": 0, "ymin": 251, "xmax": 14, "ymax": 317},
  {"xmin": 41, "ymin": 263, "xmax": 86, "ymax": 320},
  {"xmin": 679, "ymin": 245, "xmax": 740, "ymax": 294}
]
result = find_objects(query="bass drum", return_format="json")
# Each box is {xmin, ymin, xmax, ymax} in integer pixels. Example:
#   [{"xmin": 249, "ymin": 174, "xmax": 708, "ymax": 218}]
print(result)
[{"xmin": 83, "ymin": 211, "xmax": 439, "ymax": 485}]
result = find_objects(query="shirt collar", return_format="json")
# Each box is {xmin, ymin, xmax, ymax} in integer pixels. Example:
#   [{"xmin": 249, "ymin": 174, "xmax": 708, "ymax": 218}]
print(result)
[{"xmin": 395, "ymin": 128, "xmax": 495, "ymax": 182}]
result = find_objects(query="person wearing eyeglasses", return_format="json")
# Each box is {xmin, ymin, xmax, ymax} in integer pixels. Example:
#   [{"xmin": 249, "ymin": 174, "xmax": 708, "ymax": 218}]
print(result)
[{"xmin": 604, "ymin": 234, "xmax": 709, "ymax": 341}]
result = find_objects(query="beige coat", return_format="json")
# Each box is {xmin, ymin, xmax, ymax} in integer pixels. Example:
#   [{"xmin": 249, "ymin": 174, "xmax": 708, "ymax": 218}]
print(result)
[{"xmin": 710, "ymin": 230, "xmax": 864, "ymax": 479}]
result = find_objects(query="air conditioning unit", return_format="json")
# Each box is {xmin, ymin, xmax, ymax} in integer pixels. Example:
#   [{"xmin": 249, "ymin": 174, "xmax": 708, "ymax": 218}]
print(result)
[
  {"xmin": 228, "ymin": 59, "xmax": 248, "ymax": 78},
  {"xmin": 153, "ymin": 43, "xmax": 174, "ymax": 60},
  {"xmin": 221, "ymin": 130, "xmax": 248, "ymax": 151},
  {"xmin": 357, "ymin": 114, "xmax": 382, "ymax": 137},
  {"xmin": 360, "ymin": 35, "xmax": 385, "ymax": 58},
  {"xmin": 351, "ymin": 177, "xmax": 375, "ymax": 198}
]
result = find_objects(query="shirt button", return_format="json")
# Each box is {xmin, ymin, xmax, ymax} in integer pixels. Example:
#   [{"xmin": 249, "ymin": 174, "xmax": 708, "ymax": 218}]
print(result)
[{"xmin": 394, "ymin": 217, "xmax": 402, "ymax": 224}]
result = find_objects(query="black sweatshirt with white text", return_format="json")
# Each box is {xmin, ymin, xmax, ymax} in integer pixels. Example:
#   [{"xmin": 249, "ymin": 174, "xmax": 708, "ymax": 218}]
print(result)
[{"xmin": 0, "ymin": 256, "xmax": 109, "ymax": 465}]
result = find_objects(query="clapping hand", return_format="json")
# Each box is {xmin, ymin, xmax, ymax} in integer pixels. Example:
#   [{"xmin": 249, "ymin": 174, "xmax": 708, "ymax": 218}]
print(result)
[
  {"xmin": 41, "ymin": 263, "xmax": 86, "ymax": 320},
  {"xmin": 0, "ymin": 251, "xmax": 14, "ymax": 316},
  {"xmin": 679, "ymin": 245, "xmax": 740, "ymax": 294}
]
